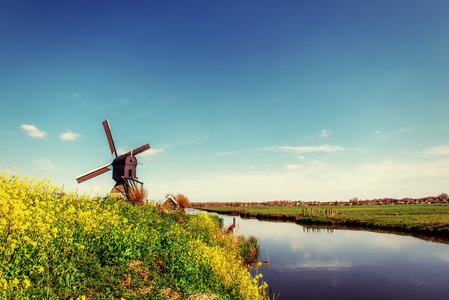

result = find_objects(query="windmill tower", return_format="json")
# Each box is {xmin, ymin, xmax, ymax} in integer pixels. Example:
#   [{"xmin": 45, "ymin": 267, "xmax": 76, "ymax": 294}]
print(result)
[{"xmin": 76, "ymin": 119, "xmax": 150, "ymax": 201}]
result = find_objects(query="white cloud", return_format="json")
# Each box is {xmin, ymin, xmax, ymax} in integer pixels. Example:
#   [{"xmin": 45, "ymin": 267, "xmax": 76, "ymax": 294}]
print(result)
[
  {"xmin": 375, "ymin": 127, "xmax": 412, "ymax": 138},
  {"xmin": 396, "ymin": 128, "xmax": 412, "ymax": 133},
  {"xmin": 264, "ymin": 145, "xmax": 345, "ymax": 154},
  {"xmin": 118, "ymin": 147, "xmax": 164, "ymax": 157},
  {"xmin": 149, "ymin": 151, "xmax": 449, "ymax": 203},
  {"xmin": 321, "ymin": 129, "xmax": 331, "ymax": 137},
  {"xmin": 33, "ymin": 158, "xmax": 61, "ymax": 172},
  {"xmin": 285, "ymin": 164, "xmax": 301, "ymax": 170},
  {"xmin": 435, "ymin": 252, "xmax": 449, "ymax": 264},
  {"xmin": 20, "ymin": 124, "xmax": 47, "ymax": 138},
  {"xmin": 422, "ymin": 142, "xmax": 449, "ymax": 156},
  {"xmin": 142, "ymin": 148, "xmax": 164, "ymax": 156},
  {"xmin": 288, "ymin": 260, "xmax": 353, "ymax": 270},
  {"xmin": 116, "ymin": 148, "xmax": 126, "ymax": 155},
  {"xmin": 59, "ymin": 130, "xmax": 81, "ymax": 141}
]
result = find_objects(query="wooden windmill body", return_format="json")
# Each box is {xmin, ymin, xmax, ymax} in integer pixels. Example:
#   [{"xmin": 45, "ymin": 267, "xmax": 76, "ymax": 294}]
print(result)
[{"xmin": 76, "ymin": 119, "xmax": 150, "ymax": 200}]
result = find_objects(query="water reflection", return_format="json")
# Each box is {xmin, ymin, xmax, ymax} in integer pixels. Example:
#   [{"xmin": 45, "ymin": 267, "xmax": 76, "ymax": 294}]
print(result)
[
  {"xmin": 187, "ymin": 210, "xmax": 449, "ymax": 299},
  {"xmin": 303, "ymin": 227, "xmax": 335, "ymax": 234}
]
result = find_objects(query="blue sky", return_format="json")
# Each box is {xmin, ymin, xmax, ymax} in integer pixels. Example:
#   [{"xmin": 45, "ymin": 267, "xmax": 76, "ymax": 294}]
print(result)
[{"xmin": 1, "ymin": 1, "xmax": 448, "ymax": 202}]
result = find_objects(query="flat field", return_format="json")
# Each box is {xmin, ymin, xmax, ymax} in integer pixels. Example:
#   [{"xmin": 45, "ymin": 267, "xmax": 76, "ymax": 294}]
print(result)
[{"xmin": 198, "ymin": 204, "xmax": 449, "ymax": 236}]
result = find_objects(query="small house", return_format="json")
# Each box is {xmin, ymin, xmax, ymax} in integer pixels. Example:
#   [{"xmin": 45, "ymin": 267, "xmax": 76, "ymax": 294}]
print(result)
[{"xmin": 161, "ymin": 196, "xmax": 179, "ymax": 211}]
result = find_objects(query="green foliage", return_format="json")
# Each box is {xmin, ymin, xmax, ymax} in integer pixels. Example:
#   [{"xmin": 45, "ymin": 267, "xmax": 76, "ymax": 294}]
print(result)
[
  {"xmin": 238, "ymin": 236, "xmax": 260, "ymax": 263},
  {"xmin": 0, "ymin": 171, "xmax": 267, "ymax": 299}
]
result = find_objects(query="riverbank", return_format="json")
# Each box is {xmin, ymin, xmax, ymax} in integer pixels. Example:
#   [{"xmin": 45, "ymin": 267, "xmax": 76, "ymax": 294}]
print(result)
[
  {"xmin": 195, "ymin": 204, "xmax": 449, "ymax": 238},
  {"xmin": 0, "ymin": 171, "xmax": 267, "ymax": 299}
]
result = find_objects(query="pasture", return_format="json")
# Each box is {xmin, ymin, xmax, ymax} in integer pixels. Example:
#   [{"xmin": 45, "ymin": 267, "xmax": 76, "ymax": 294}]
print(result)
[{"xmin": 198, "ymin": 204, "xmax": 449, "ymax": 236}]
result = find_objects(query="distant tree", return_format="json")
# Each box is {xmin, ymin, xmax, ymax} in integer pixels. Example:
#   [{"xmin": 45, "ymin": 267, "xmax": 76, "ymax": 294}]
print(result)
[{"xmin": 175, "ymin": 193, "xmax": 190, "ymax": 208}]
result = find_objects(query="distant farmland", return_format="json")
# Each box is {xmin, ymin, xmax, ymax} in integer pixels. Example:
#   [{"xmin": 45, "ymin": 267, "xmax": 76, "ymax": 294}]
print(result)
[{"xmin": 195, "ymin": 203, "xmax": 449, "ymax": 238}]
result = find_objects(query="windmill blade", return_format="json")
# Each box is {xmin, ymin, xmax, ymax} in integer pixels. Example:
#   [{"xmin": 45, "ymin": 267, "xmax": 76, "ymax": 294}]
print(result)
[
  {"xmin": 102, "ymin": 119, "xmax": 117, "ymax": 157},
  {"xmin": 76, "ymin": 163, "xmax": 111, "ymax": 184},
  {"xmin": 124, "ymin": 143, "xmax": 151, "ymax": 157}
]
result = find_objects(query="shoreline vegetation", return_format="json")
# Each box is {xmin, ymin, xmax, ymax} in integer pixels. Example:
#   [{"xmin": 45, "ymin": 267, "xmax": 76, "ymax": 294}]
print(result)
[
  {"xmin": 193, "ymin": 204, "xmax": 449, "ymax": 243},
  {"xmin": 0, "ymin": 171, "xmax": 268, "ymax": 299}
]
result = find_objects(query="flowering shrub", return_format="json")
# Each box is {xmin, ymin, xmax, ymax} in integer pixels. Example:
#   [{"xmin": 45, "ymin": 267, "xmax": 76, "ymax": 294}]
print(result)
[{"xmin": 0, "ymin": 170, "xmax": 266, "ymax": 299}]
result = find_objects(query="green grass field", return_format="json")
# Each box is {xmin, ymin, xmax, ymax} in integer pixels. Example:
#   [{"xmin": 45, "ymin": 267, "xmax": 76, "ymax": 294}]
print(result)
[{"xmin": 197, "ymin": 204, "xmax": 449, "ymax": 236}]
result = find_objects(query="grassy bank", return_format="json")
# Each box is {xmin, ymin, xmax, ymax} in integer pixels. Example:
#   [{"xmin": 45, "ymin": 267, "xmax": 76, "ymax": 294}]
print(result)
[
  {"xmin": 0, "ymin": 171, "xmax": 267, "ymax": 299},
  {"xmin": 196, "ymin": 204, "xmax": 449, "ymax": 237}
]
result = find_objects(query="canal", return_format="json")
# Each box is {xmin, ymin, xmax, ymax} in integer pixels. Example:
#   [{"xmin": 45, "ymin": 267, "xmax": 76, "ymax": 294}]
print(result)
[{"xmin": 187, "ymin": 209, "xmax": 449, "ymax": 299}]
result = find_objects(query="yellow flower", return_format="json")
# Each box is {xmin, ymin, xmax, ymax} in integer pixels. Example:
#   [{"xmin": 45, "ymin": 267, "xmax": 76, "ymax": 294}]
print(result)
[
  {"xmin": 11, "ymin": 278, "xmax": 19, "ymax": 287},
  {"xmin": 23, "ymin": 278, "xmax": 31, "ymax": 289},
  {"xmin": 0, "ymin": 279, "xmax": 7, "ymax": 291}
]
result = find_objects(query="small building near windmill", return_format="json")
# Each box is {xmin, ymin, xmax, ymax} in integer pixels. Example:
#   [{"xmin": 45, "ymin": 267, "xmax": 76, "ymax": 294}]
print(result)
[{"xmin": 161, "ymin": 196, "xmax": 179, "ymax": 211}]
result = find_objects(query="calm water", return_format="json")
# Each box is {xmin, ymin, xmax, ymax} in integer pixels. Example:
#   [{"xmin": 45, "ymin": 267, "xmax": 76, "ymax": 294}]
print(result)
[{"xmin": 187, "ymin": 209, "xmax": 449, "ymax": 300}]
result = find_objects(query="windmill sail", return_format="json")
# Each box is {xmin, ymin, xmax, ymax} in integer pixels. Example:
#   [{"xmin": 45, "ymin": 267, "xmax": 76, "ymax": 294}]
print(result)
[
  {"xmin": 76, "ymin": 119, "xmax": 150, "ymax": 203},
  {"xmin": 123, "ymin": 143, "xmax": 150, "ymax": 157},
  {"xmin": 102, "ymin": 119, "xmax": 117, "ymax": 157},
  {"xmin": 76, "ymin": 163, "xmax": 111, "ymax": 183}
]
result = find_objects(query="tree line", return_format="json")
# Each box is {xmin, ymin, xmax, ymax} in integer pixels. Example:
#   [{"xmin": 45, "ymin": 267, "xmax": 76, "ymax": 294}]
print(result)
[{"xmin": 191, "ymin": 193, "xmax": 449, "ymax": 207}]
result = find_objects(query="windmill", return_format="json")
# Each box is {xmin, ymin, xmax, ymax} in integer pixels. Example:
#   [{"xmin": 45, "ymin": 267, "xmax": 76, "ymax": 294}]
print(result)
[{"xmin": 76, "ymin": 119, "xmax": 150, "ymax": 201}]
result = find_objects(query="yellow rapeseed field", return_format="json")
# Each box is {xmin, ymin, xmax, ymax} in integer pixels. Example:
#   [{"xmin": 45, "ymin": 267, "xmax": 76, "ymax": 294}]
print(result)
[{"xmin": 0, "ymin": 170, "xmax": 267, "ymax": 299}]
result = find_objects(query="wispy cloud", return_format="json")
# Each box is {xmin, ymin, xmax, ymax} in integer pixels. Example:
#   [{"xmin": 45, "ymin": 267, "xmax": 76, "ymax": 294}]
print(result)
[
  {"xmin": 148, "ymin": 153, "xmax": 449, "ymax": 203},
  {"xmin": 287, "ymin": 260, "xmax": 353, "ymax": 270},
  {"xmin": 20, "ymin": 124, "xmax": 47, "ymax": 138},
  {"xmin": 33, "ymin": 158, "xmax": 61, "ymax": 172},
  {"xmin": 141, "ymin": 148, "xmax": 164, "ymax": 156},
  {"xmin": 117, "ymin": 147, "xmax": 164, "ymax": 157},
  {"xmin": 263, "ymin": 145, "xmax": 345, "ymax": 154},
  {"xmin": 321, "ymin": 129, "xmax": 331, "ymax": 137},
  {"xmin": 285, "ymin": 164, "xmax": 301, "ymax": 170},
  {"xmin": 375, "ymin": 127, "xmax": 412, "ymax": 138},
  {"xmin": 59, "ymin": 130, "xmax": 81, "ymax": 141},
  {"xmin": 421, "ymin": 142, "xmax": 449, "ymax": 156}
]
